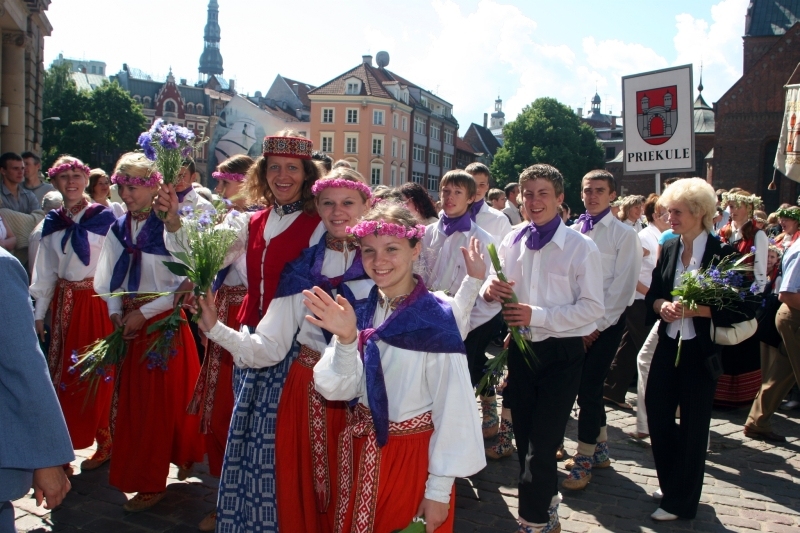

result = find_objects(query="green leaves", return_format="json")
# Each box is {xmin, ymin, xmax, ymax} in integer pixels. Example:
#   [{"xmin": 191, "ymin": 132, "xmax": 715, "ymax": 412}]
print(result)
[{"xmin": 162, "ymin": 261, "xmax": 192, "ymax": 277}]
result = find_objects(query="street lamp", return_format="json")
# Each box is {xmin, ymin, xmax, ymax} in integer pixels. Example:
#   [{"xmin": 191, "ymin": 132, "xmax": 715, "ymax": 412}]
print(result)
[{"xmin": 42, "ymin": 117, "xmax": 61, "ymax": 122}]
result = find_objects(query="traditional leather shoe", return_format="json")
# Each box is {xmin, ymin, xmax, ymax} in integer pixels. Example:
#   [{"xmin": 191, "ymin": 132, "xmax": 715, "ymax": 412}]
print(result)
[
  {"xmin": 123, "ymin": 491, "xmax": 166, "ymax": 512},
  {"xmin": 561, "ymin": 454, "xmax": 592, "ymax": 490},
  {"xmin": 198, "ymin": 511, "xmax": 216, "ymax": 531},
  {"xmin": 743, "ymin": 426, "xmax": 786, "ymax": 443},
  {"xmin": 486, "ymin": 419, "xmax": 515, "ymax": 459},
  {"xmin": 651, "ymin": 508, "xmax": 678, "ymax": 521}
]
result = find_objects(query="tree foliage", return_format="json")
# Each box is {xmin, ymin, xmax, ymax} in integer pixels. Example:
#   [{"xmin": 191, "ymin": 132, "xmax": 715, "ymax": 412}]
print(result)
[
  {"xmin": 42, "ymin": 62, "xmax": 147, "ymax": 171},
  {"xmin": 490, "ymin": 97, "xmax": 605, "ymax": 209}
]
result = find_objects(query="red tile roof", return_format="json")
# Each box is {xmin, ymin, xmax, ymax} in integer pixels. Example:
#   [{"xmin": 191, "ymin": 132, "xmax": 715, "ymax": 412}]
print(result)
[
  {"xmin": 456, "ymin": 137, "xmax": 478, "ymax": 154},
  {"xmin": 281, "ymin": 76, "xmax": 315, "ymax": 108}
]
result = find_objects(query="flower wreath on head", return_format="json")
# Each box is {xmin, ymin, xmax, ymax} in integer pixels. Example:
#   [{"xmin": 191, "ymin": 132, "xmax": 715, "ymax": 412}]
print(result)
[
  {"xmin": 311, "ymin": 178, "xmax": 372, "ymax": 199},
  {"xmin": 776, "ymin": 206, "xmax": 800, "ymax": 223},
  {"xmin": 110, "ymin": 171, "xmax": 163, "ymax": 188},
  {"xmin": 722, "ymin": 192, "xmax": 762, "ymax": 212},
  {"xmin": 48, "ymin": 161, "xmax": 92, "ymax": 178},
  {"xmin": 346, "ymin": 219, "xmax": 426, "ymax": 240},
  {"xmin": 212, "ymin": 171, "xmax": 246, "ymax": 183}
]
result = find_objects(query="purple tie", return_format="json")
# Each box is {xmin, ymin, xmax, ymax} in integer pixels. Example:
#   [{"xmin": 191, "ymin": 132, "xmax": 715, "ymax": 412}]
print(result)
[
  {"xmin": 576, "ymin": 207, "xmax": 611, "ymax": 234},
  {"xmin": 176, "ymin": 187, "xmax": 192, "ymax": 203},
  {"xmin": 513, "ymin": 215, "xmax": 562, "ymax": 251},
  {"xmin": 441, "ymin": 212, "xmax": 472, "ymax": 236}
]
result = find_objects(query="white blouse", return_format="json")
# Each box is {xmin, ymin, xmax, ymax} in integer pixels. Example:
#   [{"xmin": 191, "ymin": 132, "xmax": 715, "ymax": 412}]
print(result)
[
  {"xmin": 666, "ymin": 231, "xmax": 708, "ymax": 341},
  {"xmin": 94, "ymin": 215, "xmax": 182, "ymax": 320},
  {"xmin": 313, "ymin": 292, "xmax": 486, "ymax": 504},
  {"xmin": 30, "ymin": 205, "xmax": 110, "ymax": 320}
]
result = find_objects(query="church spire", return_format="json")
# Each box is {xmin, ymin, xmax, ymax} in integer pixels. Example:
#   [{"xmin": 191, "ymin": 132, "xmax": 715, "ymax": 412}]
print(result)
[{"xmin": 199, "ymin": 0, "xmax": 223, "ymax": 79}]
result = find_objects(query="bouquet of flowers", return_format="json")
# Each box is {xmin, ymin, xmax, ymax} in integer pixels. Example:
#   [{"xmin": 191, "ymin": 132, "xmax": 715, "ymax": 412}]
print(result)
[
  {"xmin": 142, "ymin": 301, "xmax": 185, "ymax": 370},
  {"xmin": 163, "ymin": 206, "xmax": 239, "ymax": 322},
  {"xmin": 671, "ymin": 251, "xmax": 759, "ymax": 366},
  {"xmin": 476, "ymin": 243, "xmax": 537, "ymax": 395},
  {"xmin": 71, "ymin": 328, "xmax": 127, "ymax": 399}
]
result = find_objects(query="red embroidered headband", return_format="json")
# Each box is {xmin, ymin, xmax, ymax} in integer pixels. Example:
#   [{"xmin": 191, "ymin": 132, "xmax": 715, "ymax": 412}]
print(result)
[
  {"xmin": 212, "ymin": 171, "xmax": 246, "ymax": 183},
  {"xmin": 48, "ymin": 161, "xmax": 91, "ymax": 178},
  {"xmin": 262, "ymin": 136, "xmax": 313, "ymax": 160},
  {"xmin": 311, "ymin": 178, "xmax": 372, "ymax": 199},
  {"xmin": 111, "ymin": 172, "xmax": 163, "ymax": 188},
  {"xmin": 347, "ymin": 219, "xmax": 426, "ymax": 240}
]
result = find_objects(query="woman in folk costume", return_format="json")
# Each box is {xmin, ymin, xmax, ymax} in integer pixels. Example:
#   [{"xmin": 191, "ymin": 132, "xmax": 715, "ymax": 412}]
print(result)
[
  {"xmin": 196, "ymin": 168, "xmax": 372, "ymax": 533},
  {"xmin": 93, "ymin": 152, "xmax": 204, "ymax": 512},
  {"xmin": 183, "ymin": 154, "xmax": 254, "ymax": 532},
  {"xmin": 161, "ymin": 130, "xmax": 325, "ymax": 532},
  {"xmin": 308, "ymin": 203, "xmax": 486, "ymax": 533},
  {"xmin": 715, "ymin": 190, "xmax": 767, "ymax": 407},
  {"xmin": 29, "ymin": 156, "xmax": 117, "ymax": 475}
]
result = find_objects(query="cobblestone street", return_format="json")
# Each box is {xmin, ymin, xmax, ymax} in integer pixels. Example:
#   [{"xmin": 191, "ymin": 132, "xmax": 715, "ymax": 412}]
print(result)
[{"xmin": 12, "ymin": 391, "xmax": 800, "ymax": 533}]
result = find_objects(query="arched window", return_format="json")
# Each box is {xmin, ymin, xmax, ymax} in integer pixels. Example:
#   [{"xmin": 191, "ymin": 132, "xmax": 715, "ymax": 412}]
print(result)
[
  {"xmin": 196, "ymin": 103, "xmax": 204, "ymax": 114},
  {"xmin": 142, "ymin": 96, "xmax": 151, "ymax": 109},
  {"xmin": 133, "ymin": 95, "xmax": 141, "ymax": 104},
  {"xmin": 165, "ymin": 100, "xmax": 176, "ymax": 113},
  {"xmin": 186, "ymin": 102, "xmax": 195, "ymax": 113}
]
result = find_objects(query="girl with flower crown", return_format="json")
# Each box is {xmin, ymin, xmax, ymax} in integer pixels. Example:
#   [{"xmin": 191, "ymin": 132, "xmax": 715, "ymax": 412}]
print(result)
[
  {"xmin": 775, "ymin": 206, "xmax": 800, "ymax": 250},
  {"xmin": 29, "ymin": 156, "xmax": 118, "ymax": 477},
  {"xmin": 715, "ymin": 189, "xmax": 768, "ymax": 408},
  {"xmin": 93, "ymin": 152, "xmax": 204, "ymax": 512},
  {"xmin": 305, "ymin": 202, "xmax": 486, "ymax": 533}
]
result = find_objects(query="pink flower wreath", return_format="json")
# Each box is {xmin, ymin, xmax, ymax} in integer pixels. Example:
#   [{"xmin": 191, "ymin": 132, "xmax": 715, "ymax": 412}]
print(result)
[{"xmin": 347, "ymin": 219, "xmax": 426, "ymax": 240}]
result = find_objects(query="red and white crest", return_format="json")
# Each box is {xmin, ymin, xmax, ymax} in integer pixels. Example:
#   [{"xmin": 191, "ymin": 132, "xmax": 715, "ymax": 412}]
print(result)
[{"xmin": 636, "ymin": 85, "xmax": 678, "ymax": 146}]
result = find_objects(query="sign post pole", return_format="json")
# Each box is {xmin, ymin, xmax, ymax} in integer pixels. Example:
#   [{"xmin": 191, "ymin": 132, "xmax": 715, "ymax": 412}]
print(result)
[{"xmin": 655, "ymin": 173, "xmax": 661, "ymax": 194}]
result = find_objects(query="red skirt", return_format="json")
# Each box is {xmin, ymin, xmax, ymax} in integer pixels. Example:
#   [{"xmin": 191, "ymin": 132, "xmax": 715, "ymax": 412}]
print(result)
[
  {"xmin": 108, "ymin": 301, "xmax": 205, "ymax": 493},
  {"xmin": 276, "ymin": 345, "xmax": 349, "ymax": 533},
  {"xmin": 48, "ymin": 278, "xmax": 115, "ymax": 450},
  {"xmin": 334, "ymin": 405, "xmax": 455, "ymax": 533},
  {"xmin": 187, "ymin": 284, "xmax": 246, "ymax": 477}
]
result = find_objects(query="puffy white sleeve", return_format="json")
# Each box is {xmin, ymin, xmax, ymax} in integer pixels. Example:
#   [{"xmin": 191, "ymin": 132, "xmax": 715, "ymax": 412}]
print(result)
[
  {"xmin": 204, "ymin": 293, "xmax": 305, "ymax": 368},
  {"xmin": 313, "ymin": 338, "xmax": 365, "ymax": 401},
  {"xmin": 435, "ymin": 276, "xmax": 483, "ymax": 340},
  {"xmin": 29, "ymin": 234, "xmax": 60, "ymax": 320},
  {"xmin": 753, "ymin": 230, "xmax": 769, "ymax": 293},
  {"xmin": 424, "ymin": 350, "xmax": 486, "ymax": 502},
  {"xmin": 93, "ymin": 232, "xmax": 124, "ymax": 318}
]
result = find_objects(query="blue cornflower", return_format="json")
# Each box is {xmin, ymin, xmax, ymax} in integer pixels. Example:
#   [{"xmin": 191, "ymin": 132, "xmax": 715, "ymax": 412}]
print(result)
[
  {"xmin": 104, "ymin": 375, "xmax": 113, "ymax": 383},
  {"xmin": 165, "ymin": 330, "xmax": 175, "ymax": 340},
  {"xmin": 750, "ymin": 246, "xmax": 757, "ymax": 253},
  {"xmin": 229, "ymin": 209, "xmax": 240, "ymax": 218},
  {"xmin": 710, "ymin": 268, "xmax": 721, "ymax": 281},
  {"xmin": 180, "ymin": 205, "xmax": 194, "ymax": 216},
  {"xmin": 59, "ymin": 382, "xmax": 67, "ymax": 391},
  {"xmin": 68, "ymin": 365, "xmax": 77, "ymax": 374},
  {"xmin": 70, "ymin": 350, "xmax": 79, "ymax": 364},
  {"xmin": 749, "ymin": 282, "xmax": 759, "ymax": 294},
  {"xmin": 739, "ymin": 292, "xmax": 746, "ymax": 300},
  {"xmin": 198, "ymin": 213, "xmax": 212, "ymax": 227},
  {"xmin": 159, "ymin": 130, "xmax": 179, "ymax": 150}
]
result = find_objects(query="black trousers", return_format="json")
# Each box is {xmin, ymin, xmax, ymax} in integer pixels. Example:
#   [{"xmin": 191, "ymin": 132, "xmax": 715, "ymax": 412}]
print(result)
[
  {"xmin": 576, "ymin": 313, "xmax": 627, "ymax": 445},
  {"xmin": 506, "ymin": 337, "xmax": 584, "ymax": 524},
  {"xmin": 646, "ymin": 335, "xmax": 717, "ymax": 519},
  {"xmin": 465, "ymin": 312, "xmax": 504, "ymax": 395},
  {"xmin": 604, "ymin": 301, "xmax": 649, "ymax": 403}
]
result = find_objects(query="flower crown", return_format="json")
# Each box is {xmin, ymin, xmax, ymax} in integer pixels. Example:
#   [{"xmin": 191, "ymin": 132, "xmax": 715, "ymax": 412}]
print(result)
[
  {"xmin": 776, "ymin": 207, "xmax": 800, "ymax": 223},
  {"xmin": 311, "ymin": 178, "xmax": 372, "ymax": 199},
  {"xmin": 722, "ymin": 192, "xmax": 762, "ymax": 210},
  {"xmin": 110, "ymin": 172, "xmax": 163, "ymax": 188},
  {"xmin": 48, "ymin": 161, "xmax": 91, "ymax": 178},
  {"xmin": 212, "ymin": 171, "xmax": 246, "ymax": 182},
  {"xmin": 346, "ymin": 219, "xmax": 426, "ymax": 240}
]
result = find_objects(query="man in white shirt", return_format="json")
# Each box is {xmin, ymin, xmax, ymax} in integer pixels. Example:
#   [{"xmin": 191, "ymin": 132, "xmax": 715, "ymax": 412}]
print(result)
[
  {"xmin": 503, "ymin": 182, "xmax": 522, "ymax": 225},
  {"xmin": 482, "ymin": 164, "xmax": 604, "ymax": 533},
  {"xmin": 563, "ymin": 170, "xmax": 641, "ymax": 491},
  {"xmin": 175, "ymin": 158, "xmax": 214, "ymax": 215},
  {"xmin": 465, "ymin": 162, "xmax": 513, "ymax": 241}
]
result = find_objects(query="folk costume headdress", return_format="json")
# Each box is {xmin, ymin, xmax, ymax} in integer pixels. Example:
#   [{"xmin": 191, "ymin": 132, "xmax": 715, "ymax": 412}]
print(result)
[
  {"xmin": 262, "ymin": 135, "xmax": 314, "ymax": 160},
  {"xmin": 48, "ymin": 160, "xmax": 92, "ymax": 179},
  {"xmin": 722, "ymin": 191, "xmax": 762, "ymax": 213},
  {"xmin": 776, "ymin": 206, "xmax": 800, "ymax": 223}
]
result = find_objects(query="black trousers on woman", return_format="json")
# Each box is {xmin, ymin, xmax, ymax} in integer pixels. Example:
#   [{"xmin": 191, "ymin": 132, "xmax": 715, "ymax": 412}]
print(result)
[{"xmin": 646, "ymin": 335, "xmax": 718, "ymax": 519}]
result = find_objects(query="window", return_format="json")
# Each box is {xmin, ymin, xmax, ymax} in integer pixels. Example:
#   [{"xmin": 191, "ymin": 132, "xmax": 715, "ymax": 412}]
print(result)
[
  {"xmin": 371, "ymin": 167, "xmax": 382, "ymax": 186},
  {"xmin": 401, "ymin": 141, "xmax": 407, "ymax": 159},
  {"xmin": 428, "ymin": 175, "xmax": 438, "ymax": 192},
  {"xmin": 402, "ymin": 116, "xmax": 408, "ymax": 131},
  {"xmin": 430, "ymin": 123, "xmax": 440, "ymax": 140},
  {"xmin": 346, "ymin": 82, "xmax": 360, "ymax": 94},
  {"xmin": 414, "ymin": 117, "xmax": 426, "ymax": 135},
  {"xmin": 393, "ymin": 113, "xmax": 398, "ymax": 129},
  {"xmin": 429, "ymin": 149, "xmax": 440, "ymax": 166},
  {"xmin": 322, "ymin": 108, "xmax": 334, "ymax": 123},
  {"xmin": 165, "ymin": 100, "xmax": 176, "ymax": 113},
  {"xmin": 186, "ymin": 102, "xmax": 195, "ymax": 113},
  {"xmin": 346, "ymin": 109, "xmax": 359, "ymax": 124},
  {"xmin": 345, "ymin": 135, "xmax": 358, "ymax": 153},
  {"xmin": 412, "ymin": 171, "xmax": 425, "ymax": 185},
  {"xmin": 442, "ymin": 153, "xmax": 452, "ymax": 169},
  {"xmin": 413, "ymin": 144, "xmax": 425, "ymax": 162},
  {"xmin": 392, "ymin": 139, "xmax": 397, "ymax": 158},
  {"xmin": 187, "ymin": 122, "xmax": 195, "ymax": 129},
  {"xmin": 196, "ymin": 103, "xmax": 204, "ymax": 113},
  {"xmin": 373, "ymin": 110, "xmax": 385, "ymax": 125},
  {"xmin": 391, "ymin": 167, "xmax": 396, "ymax": 186},
  {"xmin": 321, "ymin": 135, "xmax": 333, "ymax": 153},
  {"xmin": 133, "ymin": 95, "xmax": 141, "ymax": 104},
  {"xmin": 444, "ymin": 129, "xmax": 453, "ymax": 144},
  {"xmin": 142, "ymin": 96, "xmax": 151, "ymax": 109},
  {"xmin": 605, "ymin": 147, "xmax": 616, "ymax": 160},
  {"xmin": 372, "ymin": 137, "xmax": 383, "ymax": 156},
  {"xmin": 198, "ymin": 123, "xmax": 205, "ymax": 132},
  {"xmin": 400, "ymin": 168, "xmax": 406, "ymax": 182}
]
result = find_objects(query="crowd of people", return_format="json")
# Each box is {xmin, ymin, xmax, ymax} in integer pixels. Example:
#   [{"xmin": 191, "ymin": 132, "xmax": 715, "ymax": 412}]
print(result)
[{"xmin": 1, "ymin": 129, "xmax": 799, "ymax": 533}]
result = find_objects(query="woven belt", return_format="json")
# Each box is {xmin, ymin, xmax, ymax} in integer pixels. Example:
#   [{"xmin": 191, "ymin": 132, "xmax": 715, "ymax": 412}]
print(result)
[
  {"xmin": 122, "ymin": 294, "xmax": 159, "ymax": 313},
  {"xmin": 298, "ymin": 344, "xmax": 322, "ymax": 369}
]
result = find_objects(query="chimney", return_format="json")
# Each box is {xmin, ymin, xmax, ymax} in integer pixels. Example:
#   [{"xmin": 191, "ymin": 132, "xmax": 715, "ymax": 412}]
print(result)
[
  {"xmin": 229, "ymin": 79, "xmax": 235, "ymax": 92},
  {"xmin": 611, "ymin": 116, "xmax": 617, "ymax": 129},
  {"xmin": 180, "ymin": 78, "xmax": 187, "ymax": 85},
  {"xmin": 362, "ymin": 54, "xmax": 373, "ymax": 66},
  {"xmin": 483, "ymin": 113, "xmax": 488, "ymax": 128},
  {"xmin": 577, "ymin": 107, "xmax": 583, "ymax": 117},
  {"xmin": 292, "ymin": 82, "xmax": 299, "ymax": 95}
]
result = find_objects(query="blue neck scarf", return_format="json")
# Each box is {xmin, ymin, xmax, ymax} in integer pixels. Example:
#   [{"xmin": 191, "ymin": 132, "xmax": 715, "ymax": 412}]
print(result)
[
  {"xmin": 469, "ymin": 199, "xmax": 485, "ymax": 221},
  {"xmin": 354, "ymin": 275, "xmax": 465, "ymax": 447},
  {"xmin": 109, "ymin": 212, "xmax": 171, "ymax": 293},
  {"xmin": 513, "ymin": 215, "xmax": 562, "ymax": 251},
  {"xmin": 440, "ymin": 212, "xmax": 472, "ymax": 236},
  {"xmin": 41, "ymin": 204, "xmax": 116, "ymax": 266},
  {"xmin": 576, "ymin": 207, "xmax": 611, "ymax": 234}
]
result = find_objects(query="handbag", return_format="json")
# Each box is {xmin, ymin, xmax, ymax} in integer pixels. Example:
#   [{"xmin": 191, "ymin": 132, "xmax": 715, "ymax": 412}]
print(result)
[{"xmin": 710, "ymin": 318, "xmax": 758, "ymax": 346}]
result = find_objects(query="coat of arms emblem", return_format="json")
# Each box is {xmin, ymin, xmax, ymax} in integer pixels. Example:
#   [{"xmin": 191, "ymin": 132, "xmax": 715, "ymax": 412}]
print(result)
[{"xmin": 636, "ymin": 86, "xmax": 678, "ymax": 145}]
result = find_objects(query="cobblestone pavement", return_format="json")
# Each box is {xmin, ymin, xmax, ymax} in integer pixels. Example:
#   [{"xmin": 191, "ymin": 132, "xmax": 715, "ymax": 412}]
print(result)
[{"xmin": 13, "ymin": 393, "xmax": 800, "ymax": 533}]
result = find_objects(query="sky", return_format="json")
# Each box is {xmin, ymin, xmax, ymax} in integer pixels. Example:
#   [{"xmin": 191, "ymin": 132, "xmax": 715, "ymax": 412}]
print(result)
[{"xmin": 44, "ymin": 0, "xmax": 750, "ymax": 129}]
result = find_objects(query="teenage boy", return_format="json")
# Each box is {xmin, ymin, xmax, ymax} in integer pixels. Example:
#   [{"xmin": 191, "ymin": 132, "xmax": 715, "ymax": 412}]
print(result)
[
  {"xmin": 422, "ymin": 170, "xmax": 499, "ymax": 437},
  {"xmin": 175, "ymin": 158, "xmax": 213, "ymax": 214},
  {"xmin": 563, "ymin": 169, "xmax": 641, "ymax": 491},
  {"xmin": 503, "ymin": 182, "xmax": 522, "ymax": 225},
  {"xmin": 465, "ymin": 162, "xmax": 512, "ymax": 241},
  {"xmin": 21, "ymin": 152, "xmax": 55, "ymax": 206},
  {"xmin": 482, "ymin": 164, "xmax": 604, "ymax": 532}
]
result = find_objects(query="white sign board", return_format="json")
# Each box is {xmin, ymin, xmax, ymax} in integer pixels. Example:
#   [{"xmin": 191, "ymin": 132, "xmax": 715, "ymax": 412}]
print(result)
[{"xmin": 622, "ymin": 65, "xmax": 695, "ymax": 175}]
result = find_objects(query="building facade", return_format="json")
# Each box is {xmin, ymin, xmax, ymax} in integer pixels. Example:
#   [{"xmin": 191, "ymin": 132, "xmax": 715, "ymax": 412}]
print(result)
[
  {"xmin": 52, "ymin": 53, "xmax": 105, "ymax": 76},
  {"xmin": 309, "ymin": 52, "xmax": 458, "ymax": 199}
]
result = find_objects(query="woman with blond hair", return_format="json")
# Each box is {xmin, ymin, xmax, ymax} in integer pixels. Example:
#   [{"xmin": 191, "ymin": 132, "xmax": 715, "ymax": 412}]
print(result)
[{"xmin": 618, "ymin": 195, "xmax": 645, "ymax": 232}]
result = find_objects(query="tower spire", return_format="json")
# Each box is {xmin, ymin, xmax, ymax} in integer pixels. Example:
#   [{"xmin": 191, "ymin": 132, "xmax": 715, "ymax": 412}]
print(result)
[
  {"xmin": 698, "ymin": 61, "xmax": 704, "ymax": 94},
  {"xmin": 199, "ymin": 0, "xmax": 223, "ymax": 80}
]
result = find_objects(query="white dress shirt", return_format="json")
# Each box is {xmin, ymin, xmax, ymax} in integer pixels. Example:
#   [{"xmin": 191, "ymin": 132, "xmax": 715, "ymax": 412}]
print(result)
[
  {"xmin": 94, "ymin": 216, "xmax": 182, "ymax": 320},
  {"xmin": 636, "ymin": 223, "xmax": 662, "ymax": 300},
  {"xmin": 481, "ymin": 219, "xmax": 605, "ymax": 340},
  {"xmin": 313, "ymin": 290, "xmax": 486, "ymax": 504},
  {"xmin": 421, "ymin": 218, "xmax": 496, "ymax": 330},
  {"xmin": 666, "ymin": 231, "xmax": 708, "ymax": 341},
  {"xmin": 502, "ymin": 200, "xmax": 522, "ymax": 225},
  {"xmin": 30, "ymin": 204, "xmax": 109, "ymax": 320},
  {"xmin": 571, "ymin": 211, "xmax": 642, "ymax": 330},
  {"xmin": 727, "ymin": 225, "xmax": 768, "ymax": 293},
  {"xmin": 474, "ymin": 201, "xmax": 513, "ymax": 242},
  {"xmin": 178, "ymin": 187, "xmax": 215, "ymax": 214}
]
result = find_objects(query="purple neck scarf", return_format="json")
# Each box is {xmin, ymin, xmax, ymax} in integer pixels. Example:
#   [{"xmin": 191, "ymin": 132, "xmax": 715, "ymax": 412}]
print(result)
[
  {"xmin": 354, "ymin": 275, "xmax": 465, "ymax": 447},
  {"xmin": 513, "ymin": 215, "xmax": 562, "ymax": 251},
  {"xmin": 576, "ymin": 207, "xmax": 611, "ymax": 234},
  {"xmin": 440, "ymin": 212, "xmax": 472, "ymax": 236},
  {"xmin": 41, "ymin": 204, "xmax": 116, "ymax": 266},
  {"xmin": 469, "ymin": 199, "xmax": 485, "ymax": 221},
  {"xmin": 109, "ymin": 212, "xmax": 171, "ymax": 293},
  {"xmin": 176, "ymin": 187, "xmax": 192, "ymax": 203}
]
